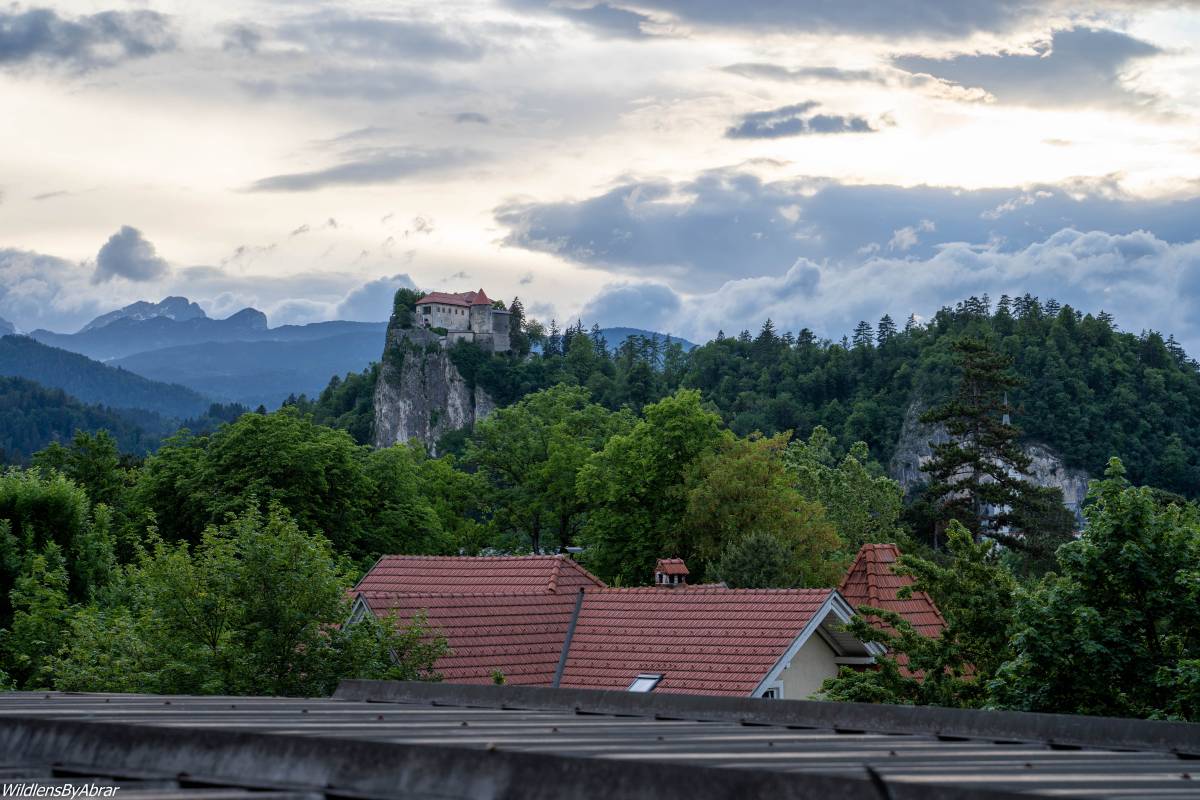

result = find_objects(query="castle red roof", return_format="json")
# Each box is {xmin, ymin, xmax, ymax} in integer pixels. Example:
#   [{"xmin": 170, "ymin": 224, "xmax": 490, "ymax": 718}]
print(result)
[
  {"xmin": 558, "ymin": 588, "xmax": 833, "ymax": 696},
  {"xmin": 415, "ymin": 289, "xmax": 495, "ymax": 308},
  {"xmin": 839, "ymin": 543, "xmax": 946, "ymax": 637},
  {"xmin": 354, "ymin": 555, "xmax": 604, "ymax": 595}
]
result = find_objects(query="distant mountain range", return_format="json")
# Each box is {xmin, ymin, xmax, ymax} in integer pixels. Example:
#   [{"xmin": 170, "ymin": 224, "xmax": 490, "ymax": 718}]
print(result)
[
  {"xmin": 0, "ymin": 317, "xmax": 13, "ymax": 336},
  {"xmin": 79, "ymin": 296, "xmax": 207, "ymax": 333},
  {"xmin": 32, "ymin": 307, "xmax": 272, "ymax": 361},
  {"xmin": 113, "ymin": 330, "xmax": 386, "ymax": 408},
  {"xmin": 14, "ymin": 297, "xmax": 694, "ymax": 413},
  {"xmin": 0, "ymin": 335, "xmax": 211, "ymax": 419},
  {"xmin": 597, "ymin": 327, "xmax": 697, "ymax": 352}
]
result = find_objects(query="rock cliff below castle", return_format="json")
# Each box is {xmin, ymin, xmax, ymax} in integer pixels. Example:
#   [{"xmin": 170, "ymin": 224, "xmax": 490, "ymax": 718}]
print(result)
[
  {"xmin": 889, "ymin": 400, "xmax": 1091, "ymax": 515},
  {"xmin": 372, "ymin": 326, "xmax": 495, "ymax": 452}
]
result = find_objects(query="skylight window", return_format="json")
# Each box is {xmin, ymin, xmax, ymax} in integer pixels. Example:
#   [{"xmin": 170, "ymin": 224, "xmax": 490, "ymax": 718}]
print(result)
[{"xmin": 628, "ymin": 673, "xmax": 663, "ymax": 693}]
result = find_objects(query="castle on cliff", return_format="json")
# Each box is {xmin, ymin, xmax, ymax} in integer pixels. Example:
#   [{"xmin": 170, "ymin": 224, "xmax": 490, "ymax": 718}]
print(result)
[{"xmin": 415, "ymin": 289, "xmax": 511, "ymax": 353}]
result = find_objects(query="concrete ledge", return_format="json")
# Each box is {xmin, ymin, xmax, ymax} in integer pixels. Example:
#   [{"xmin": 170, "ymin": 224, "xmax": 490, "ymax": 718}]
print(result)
[
  {"xmin": 334, "ymin": 679, "xmax": 1200, "ymax": 755},
  {"xmin": 0, "ymin": 715, "xmax": 1020, "ymax": 800}
]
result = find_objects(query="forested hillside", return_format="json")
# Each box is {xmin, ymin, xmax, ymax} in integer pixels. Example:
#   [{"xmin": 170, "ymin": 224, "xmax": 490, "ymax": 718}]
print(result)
[
  {"xmin": 0, "ymin": 336, "xmax": 212, "ymax": 419},
  {"xmin": 0, "ymin": 377, "xmax": 159, "ymax": 462},
  {"xmin": 310, "ymin": 294, "xmax": 1200, "ymax": 496}
]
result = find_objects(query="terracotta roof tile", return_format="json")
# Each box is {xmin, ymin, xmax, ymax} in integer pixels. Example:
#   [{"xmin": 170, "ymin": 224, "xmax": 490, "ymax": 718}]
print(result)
[
  {"xmin": 415, "ymin": 289, "xmax": 496, "ymax": 308},
  {"xmin": 363, "ymin": 591, "xmax": 580, "ymax": 685},
  {"xmin": 559, "ymin": 588, "xmax": 832, "ymax": 696},
  {"xmin": 354, "ymin": 555, "xmax": 604, "ymax": 595},
  {"xmin": 654, "ymin": 558, "xmax": 689, "ymax": 576},
  {"xmin": 839, "ymin": 543, "xmax": 946, "ymax": 638}
]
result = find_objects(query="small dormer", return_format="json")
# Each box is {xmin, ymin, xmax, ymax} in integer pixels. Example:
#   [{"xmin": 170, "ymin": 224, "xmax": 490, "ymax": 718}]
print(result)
[{"xmin": 654, "ymin": 558, "xmax": 689, "ymax": 587}]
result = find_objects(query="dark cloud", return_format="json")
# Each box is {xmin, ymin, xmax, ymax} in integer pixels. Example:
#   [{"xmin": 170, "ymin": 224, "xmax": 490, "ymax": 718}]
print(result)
[
  {"xmin": 336, "ymin": 273, "xmax": 417, "ymax": 321},
  {"xmin": 579, "ymin": 282, "xmax": 682, "ymax": 329},
  {"xmin": 454, "ymin": 111, "xmax": 490, "ymax": 124},
  {"xmin": 894, "ymin": 27, "xmax": 1162, "ymax": 109},
  {"xmin": 726, "ymin": 102, "xmax": 877, "ymax": 139},
  {"xmin": 579, "ymin": 230, "xmax": 1200, "ymax": 353},
  {"xmin": 0, "ymin": 7, "xmax": 174, "ymax": 71},
  {"xmin": 555, "ymin": 3, "xmax": 655, "ymax": 39},
  {"xmin": 247, "ymin": 148, "xmax": 481, "ymax": 192},
  {"xmin": 497, "ymin": 170, "xmax": 1200, "ymax": 289},
  {"xmin": 92, "ymin": 226, "xmax": 170, "ymax": 284}
]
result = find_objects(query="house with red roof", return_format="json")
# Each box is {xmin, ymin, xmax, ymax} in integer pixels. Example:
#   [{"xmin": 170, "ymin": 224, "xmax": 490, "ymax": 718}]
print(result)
[
  {"xmin": 349, "ymin": 554, "xmax": 886, "ymax": 699},
  {"xmin": 414, "ymin": 288, "xmax": 511, "ymax": 353},
  {"xmin": 839, "ymin": 543, "xmax": 946, "ymax": 638}
]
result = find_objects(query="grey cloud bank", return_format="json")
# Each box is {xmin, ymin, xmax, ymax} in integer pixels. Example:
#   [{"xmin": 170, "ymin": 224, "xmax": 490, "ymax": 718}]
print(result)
[
  {"xmin": 894, "ymin": 27, "xmax": 1162, "ymax": 109},
  {"xmin": 580, "ymin": 229, "xmax": 1200, "ymax": 351},
  {"xmin": 0, "ymin": 7, "xmax": 175, "ymax": 70},
  {"xmin": 497, "ymin": 171, "xmax": 1200, "ymax": 289},
  {"xmin": 726, "ymin": 102, "xmax": 877, "ymax": 138}
]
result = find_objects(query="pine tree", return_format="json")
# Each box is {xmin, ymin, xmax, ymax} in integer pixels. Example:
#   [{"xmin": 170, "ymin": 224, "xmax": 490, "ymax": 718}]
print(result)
[
  {"xmin": 920, "ymin": 337, "xmax": 1036, "ymax": 548},
  {"xmin": 546, "ymin": 319, "xmax": 562, "ymax": 357},
  {"xmin": 904, "ymin": 313, "xmax": 918, "ymax": 332},
  {"xmin": 852, "ymin": 320, "xmax": 874, "ymax": 350},
  {"xmin": 1044, "ymin": 298, "xmax": 1061, "ymax": 317},
  {"xmin": 589, "ymin": 323, "xmax": 607, "ymax": 357},
  {"xmin": 876, "ymin": 314, "xmax": 897, "ymax": 345}
]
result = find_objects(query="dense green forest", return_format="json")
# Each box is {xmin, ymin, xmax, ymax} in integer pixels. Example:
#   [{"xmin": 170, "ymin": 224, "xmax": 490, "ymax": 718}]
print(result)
[
  {"xmin": 1, "ymin": 290, "xmax": 1198, "ymax": 720},
  {"xmin": 0, "ymin": 371, "xmax": 247, "ymax": 464},
  {"xmin": 0, "ymin": 335, "xmax": 212, "ymax": 418},
  {"xmin": 0, "ymin": 377, "xmax": 158, "ymax": 462},
  {"xmin": 301, "ymin": 293, "xmax": 1200, "ymax": 497}
]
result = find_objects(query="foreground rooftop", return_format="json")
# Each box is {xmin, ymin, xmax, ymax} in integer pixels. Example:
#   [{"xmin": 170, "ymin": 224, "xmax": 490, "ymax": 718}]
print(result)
[{"xmin": 2, "ymin": 681, "xmax": 1198, "ymax": 799}]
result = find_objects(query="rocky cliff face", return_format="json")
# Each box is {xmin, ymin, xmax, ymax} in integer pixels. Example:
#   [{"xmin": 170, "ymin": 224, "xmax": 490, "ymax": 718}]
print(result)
[
  {"xmin": 889, "ymin": 400, "xmax": 1091, "ymax": 514},
  {"xmin": 371, "ymin": 325, "xmax": 495, "ymax": 452}
]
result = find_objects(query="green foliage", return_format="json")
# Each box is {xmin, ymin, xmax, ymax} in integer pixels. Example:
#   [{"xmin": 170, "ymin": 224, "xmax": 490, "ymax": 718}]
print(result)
[
  {"xmin": 785, "ymin": 426, "xmax": 905, "ymax": 552},
  {"xmin": 0, "ymin": 376, "xmax": 161, "ymax": 464},
  {"xmin": 2, "ymin": 542, "xmax": 71, "ymax": 688},
  {"xmin": 682, "ymin": 433, "xmax": 844, "ymax": 585},
  {"xmin": 577, "ymin": 390, "xmax": 724, "ymax": 584},
  {"xmin": 293, "ymin": 366, "xmax": 378, "ymax": 445},
  {"xmin": 820, "ymin": 521, "xmax": 1018, "ymax": 708},
  {"xmin": 0, "ymin": 468, "xmax": 115, "ymax": 627},
  {"xmin": 920, "ymin": 337, "xmax": 1045, "ymax": 546},
  {"xmin": 713, "ymin": 531, "xmax": 800, "ymax": 589},
  {"xmin": 137, "ymin": 408, "xmax": 374, "ymax": 557},
  {"xmin": 990, "ymin": 459, "xmax": 1200, "ymax": 720},
  {"xmin": 391, "ymin": 288, "xmax": 423, "ymax": 329},
  {"xmin": 680, "ymin": 297, "xmax": 1200, "ymax": 498},
  {"xmin": 468, "ymin": 385, "xmax": 634, "ymax": 553},
  {"xmin": 49, "ymin": 506, "xmax": 447, "ymax": 696}
]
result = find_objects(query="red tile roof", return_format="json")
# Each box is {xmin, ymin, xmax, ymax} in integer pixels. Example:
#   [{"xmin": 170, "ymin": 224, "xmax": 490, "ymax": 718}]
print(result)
[
  {"xmin": 415, "ymin": 289, "xmax": 495, "ymax": 308},
  {"xmin": 362, "ymin": 591, "xmax": 579, "ymax": 685},
  {"xmin": 558, "ymin": 588, "xmax": 833, "ymax": 697},
  {"xmin": 354, "ymin": 555, "xmax": 604, "ymax": 595},
  {"xmin": 839, "ymin": 544, "xmax": 945, "ymax": 637},
  {"xmin": 654, "ymin": 558, "xmax": 689, "ymax": 576}
]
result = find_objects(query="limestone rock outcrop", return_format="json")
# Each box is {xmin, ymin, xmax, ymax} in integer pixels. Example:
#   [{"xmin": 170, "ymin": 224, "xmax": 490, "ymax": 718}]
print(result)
[
  {"xmin": 371, "ymin": 325, "xmax": 495, "ymax": 453},
  {"xmin": 888, "ymin": 400, "xmax": 1091, "ymax": 515}
]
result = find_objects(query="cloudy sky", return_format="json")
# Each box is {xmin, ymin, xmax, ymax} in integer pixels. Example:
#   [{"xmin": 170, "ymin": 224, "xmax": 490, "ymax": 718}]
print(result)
[{"xmin": 2, "ymin": 1, "xmax": 1200, "ymax": 347}]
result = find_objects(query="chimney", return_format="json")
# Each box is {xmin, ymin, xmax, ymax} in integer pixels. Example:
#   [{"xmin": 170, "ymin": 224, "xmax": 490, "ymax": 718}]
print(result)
[{"xmin": 654, "ymin": 558, "xmax": 689, "ymax": 587}]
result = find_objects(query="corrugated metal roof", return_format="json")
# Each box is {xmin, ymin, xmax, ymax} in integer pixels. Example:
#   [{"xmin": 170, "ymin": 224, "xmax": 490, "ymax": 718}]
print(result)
[{"xmin": 1, "ymin": 682, "xmax": 1197, "ymax": 800}]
